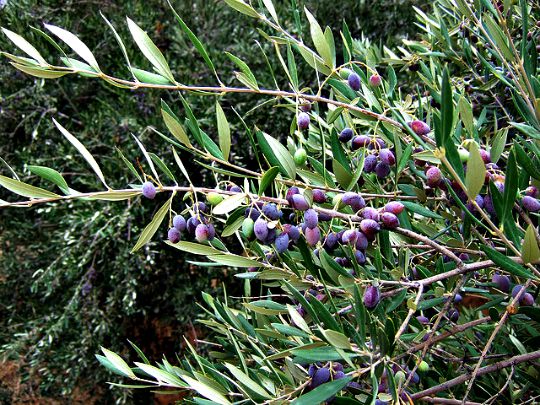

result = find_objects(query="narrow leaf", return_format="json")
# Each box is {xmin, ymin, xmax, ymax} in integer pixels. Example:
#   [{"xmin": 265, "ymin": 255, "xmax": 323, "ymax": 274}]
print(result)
[
  {"xmin": 101, "ymin": 347, "xmax": 136, "ymax": 378},
  {"xmin": 27, "ymin": 165, "xmax": 70, "ymax": 194},
  {"xmin": 465, "ymin": 142, "xmax": 486, "ymax": 199},
  {"xmin": 0, "ymin": 175, "xmax": 59, "ymax": 199},
  {"xmin": 2, "ymin": 28, "xmax": 47, "ymax": 65},
  {"xmin": 131, "ymin": 195, "xmax": 172, "ymax": 253},
  {"xmin": 53, "ymin": 119, "xmax": 108, "ymax": 188},
  {"xmin": 44, "ymin": 23, "xmax": 100, "ymax": 71},
  {"xmin": 481, "ymin": 245, "xmax": 538, "ymax": 280},
  {"xmin": 304, "ymin": 7, "xmax": 333, "ymax": 68},
  {"xmin": 216, "ymin": 102, "xmax": 231, "ymax": 161},
  {"xmin": 212, "ymin": 192, "xmax": 246, "ymax": 215},
  {"xmin": 522, "ymin": 225, "xmax": 540, "ymax": 264},
  {"xmin": 292, "ymin": 376, "xmax": 352, "ymax": 405},
  {"xmin": 126, "ymin": 17, "xmax": 175, "ymax": 83}
]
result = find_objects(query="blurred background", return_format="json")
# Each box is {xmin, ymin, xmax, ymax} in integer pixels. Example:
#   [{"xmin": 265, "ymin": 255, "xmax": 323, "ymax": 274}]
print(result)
[{"xmin": 0, "ymin": 1, "xmax": 426, "ymax": 403}]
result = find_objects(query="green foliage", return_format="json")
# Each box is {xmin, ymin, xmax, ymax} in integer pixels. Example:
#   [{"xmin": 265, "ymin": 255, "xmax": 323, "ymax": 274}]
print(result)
[{"xmin": 2, "ymin": 0, "xmax": 540, "ymax": 404}]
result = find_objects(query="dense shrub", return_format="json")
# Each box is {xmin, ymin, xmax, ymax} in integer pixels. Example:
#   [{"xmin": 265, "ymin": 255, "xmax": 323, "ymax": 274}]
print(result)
[{"xmin": 1, "ymin": 0, "xmax": 539, "ymax": 404}]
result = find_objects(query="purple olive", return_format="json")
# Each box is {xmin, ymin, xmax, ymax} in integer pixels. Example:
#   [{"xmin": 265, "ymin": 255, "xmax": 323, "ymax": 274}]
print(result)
[
  {"xmin": 141, "ymin": 181, "xmax": 157, "ymax": 199},
  {"xmin": 195, "ymin": 224, "xmax": 210, "ymax": 242},
  {"xmin": 410, "ymin": 120, "xmax": 431, "ymax": 135},
  {"xmin": 384, "ymin": 201, "xmax": 404, "ymax": 215},
  {"xmin": 347, "ymin": 72, "xmax": 361, "ymax": 91},
  {"xmin": 521, "ymin": 293, "xmax": 535, "ymax": 306},
  {"xmin": 305, "ymin": 227, "xmax": 321, "ymax": 246},
  {"xmin": 275, "ymin": 233, "xmax": 290, "ymax": 253},
  {"xmin": 492, "ymin": 273, "xmax": 510, "ymax": 292},
  {"xmin": 379, "ymin": 149, "xmax": 396, "ymax": 165},
  {"xmin": 375, "ymin": 161, "xmax": 391, "ymax": 178},
  {"xmin": 312, "ymin": 189, "xmax": 327, "ymax": 203},
  {"xmin": 360, "ymin": 219, "xmax": 380, "ymax": 237},
  {"xmin": 167, "ymin": 227, "xmax": 181, "ymax": 243},
  {"xmin": 426, "ymin": 166, "xmax": 442, "ymax": 187},
  {"xmin": 364, "ymin": 285, "xmax": 380, "ymax": 309},
  {"xmin": 173, "ymin": 215, "xmax": 186, "ymax": 231},
  {"xmin": 291, "ymin": 194, "xmax": 310, "ymax": 211},
  {"xmin": 362, "ymin": 207, "xmax": 380, "ymax": 221},
  {"xmin": 522, "ymin": 196, "xmax": 540, "ymax": 212},
  {"xmin": 263, "ymin": 203, "xmax": 281, "ymax": 220},
  {"xmin": 304, "ymin": 209, "xmax": 319, "ymax": 229},
  {"xmin": 381, "ymin": 212, "xmax": 400, "ymax": 229},
  {"xmin": 355, "ymin": 232, "xmax": 369, "ymax": 250},
  {"xmin": 298, "ymin": 112, "xmax": 310, "ymax": 129},
  {"xmin": 352, "ymin": 135, "xmax": 371, "ymax": 150},
  {"xmin": 341, "ymin": 229, "xmax": 359, "ymax": 245},
  {"xmin": 354, "ymin": 250, "xmax": 366, "ymax": 265},
  {"xmin": 254, "ymin": 218, "xmax": 269, "ymax": 242},
  {"xmin": 363, "ymin": 154, "xmax": 378, "ymax": 172},
  {"xmin": 339, "ymin": 128, "xmax": 354, "ymax": 142}
]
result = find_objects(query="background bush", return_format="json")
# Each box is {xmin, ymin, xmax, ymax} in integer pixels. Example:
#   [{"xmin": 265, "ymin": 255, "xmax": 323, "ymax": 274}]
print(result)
[{"xmin": 0, "ymin": 1, "xmax": 427, "ymax": 403}]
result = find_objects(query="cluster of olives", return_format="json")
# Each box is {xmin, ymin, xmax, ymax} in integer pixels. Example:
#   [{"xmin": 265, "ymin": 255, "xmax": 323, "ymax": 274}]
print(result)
[
  {"xmin": 166, "ymin": 201, "xmax": 216, "ymax": 244},
  {"xmin": 492, "ymin": 274, "xmax": 535, "ymax": 306},
  {"xmin": 338, "ymin": 128, "xmax": 397, "ymax": 179}
]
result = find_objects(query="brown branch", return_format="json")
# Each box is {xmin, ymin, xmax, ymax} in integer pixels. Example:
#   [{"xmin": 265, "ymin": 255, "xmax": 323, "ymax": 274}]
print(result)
[
  {"xmin": 422, "ymin": 398, "xmax": 482, "ymax": 405},
  {"xmin": 409, "ymin": 350, "xmax": 540, "ymax": 401}
]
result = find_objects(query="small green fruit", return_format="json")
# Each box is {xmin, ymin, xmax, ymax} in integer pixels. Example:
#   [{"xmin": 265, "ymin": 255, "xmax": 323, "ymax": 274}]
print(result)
[
  {"xmin": 395, "ymin": 370, "xmax": 406, "ymax": 384},
  {"xmin": 339, "ymin": 68, "xmax": 353, "ymax": 79},
  {"xmin": 207, "ymin": 192, "xmax": 224, "ymax": 206},
  {"xmin": 458, "ymin": 148, "xmax": 470, "ymax": 162},
  {"xmin": 418, "ymin": 361, "xmax": 429, "ymax": 373},
  {"xmin": 242, "ymin": 218, "xmax": 254, "ymax": 239},
  {"xmin": 294, "ymin": 148, "xmax": 308, "ymax": 166}
]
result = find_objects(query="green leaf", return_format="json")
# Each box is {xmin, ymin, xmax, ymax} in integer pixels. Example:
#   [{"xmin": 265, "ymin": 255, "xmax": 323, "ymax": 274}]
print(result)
[
  {"xmin": 225, "ymin": 52, "xmax": 259, "ymax": 90},
  {"xmin": 101, "ymin": 347, "xmax": 136, "ymax": 378},
  {"xmin": 514, "ymin": 142, "xmax": 540, "ymax": 181},
  {"xmin": 132, "ymin": 134, "xmax": 160, "ymax": 184},
  {"xmin": 482, "ymin": 246, "xmax": 538, "ymax": 280},
  {"xmin": 304, "ymin": 7, "xmax": 333, "ymax": 68},
  {"xmin": 131, "ymin": 195, "xmax": 172, "ymax": 253},
  {"xmin": 167, "ymin": 2, "xmax": 218, "ymax": 78},
  {"xmin": 401, "ymin": 201, "xmax": 442, "ymax": 219},
  {"xmin": 136, "ymin": 362, "xmax": 185, "ymax": 387},
  {"xmin": 132, "ymin": 67, "xmax": 171, "ymax": 85},
  {"xmin": 216, "ymin": 102, "xmax": 231, "ymax": 161},
  {"xmin": 161, "ymin": 101, "xmax": 192, "ymax": 147},
  {"xmin": 502, "ymin": 148, "xmax": 518, "ymax": 223},
  {"xmin": 10, "ymin": 63, "xmax": 69, "ymax": 79},
  {"xmin": 223, "ymin": 363, "xmax": 271, "ymax": 399},
  {"xmin": 490, "ymin": 129, "xmax": 507, "ymax": 163},
  {"xmin": 53, "ymin": 119, "xmax": 108, "ymax": 188},
  {"xmin": 209, "ymin": 254, "xmax": 262, "ymax": 268},
  {"xmin": 126, "ymin": 18, "xmax": 175, "ymax": 83},
  {"xmin": 167, "ymin": 241, "xmax": 222, "ymax": 256},
  {"xmin": 88, "ymin": 191, "xmax": 140, "ymax": 201},
  {"xmin": 292, "ymin": 376, "xmax": 352, "ymax": 405},
  {"xmin": 465, "ymin": 142, "xmax": 486, "ymax": 199},
  {"xmin": 483, "ymin": 13, "xmax": 514, "ymax": 61},
  {"xmin": 522, "ymin": 225, "xmax": 540, "ymax": 264},
  {"xmin": 259, "ymin": 166, "xmax": 279, "ymax": 195},
  {"xmin": 116, "ymin": 147, "xmax": 143, "ymax": 183},
  {"xmin": 224, "ymin": 0, "xmax": 260, "ymax": 18},
  {"xmin": 27, "ymin": 165, "xmax": 70, "ymax": 194},
  {"xmin": 0, "ymin": 175, "xmax": 60, "ymax": 199},
  {"xmin": 212, "ymin": 192, "xmax": 246, "ymax": 215},
  {"xmin": 271, "ymin": 323, "xmax": 310, "ymax": 338},
  {"xmin": 44, "ymin": 23, "xmax": 100, "ymax": 71},
  {"xmin": 308, "ymin": 296, "xmax": 341, "ymax": 332},
  {"xmin": 149, "ymin": 153, "xmax": 176, "ymax": 183},
  {"xmin": 439, "ymin": 68, "xmax": 454, "ymax": 147},
  {"xmin": 322, "ymin": 329, "xmax": 351, "ymax": 350},
  {"xmin": 2, "ymin": 28, "xmax": 47, "ymax": 65},
  {"xmin": 333, "ymin": 159, "xmax": 352, "ymax": 189},
  {"xmin": 256, "ymin": 131, "xmax": 296, "ymax": 179},
  {"xmin": 458, "ymin": 96, "xmax": 474, "ymax": 135}
]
